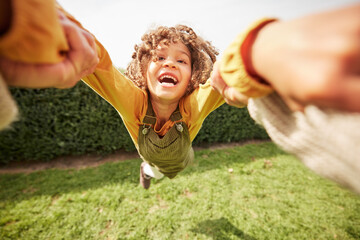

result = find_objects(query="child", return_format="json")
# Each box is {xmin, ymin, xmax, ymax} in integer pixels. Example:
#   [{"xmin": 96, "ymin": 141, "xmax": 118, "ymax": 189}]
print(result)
[
  {"xmin": 59, "ymin": 9, "xmax": 224, "ymax": 189},
  {"xmin": 86, "ymin": 25, "xmax": 223, "ymax": 189}
]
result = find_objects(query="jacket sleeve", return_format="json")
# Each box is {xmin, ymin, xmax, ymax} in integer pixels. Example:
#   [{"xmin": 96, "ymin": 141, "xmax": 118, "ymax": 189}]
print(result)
[
  {"xmin": 181, "ymin": 78, "xmax": 225, "ymax": 141},
  {"xmin": 0, "ymin": 0, "xmax": 68, "ymax": 63},
  {"xmin": 220, "ymin": 18, "xmax": 276, "ymax": 98}
]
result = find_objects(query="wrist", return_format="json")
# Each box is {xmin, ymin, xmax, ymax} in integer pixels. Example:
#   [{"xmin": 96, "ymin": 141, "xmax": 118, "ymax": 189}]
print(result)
[
  {"xmin": 241, "ymin": 19, "xmax": 277, "ymax": 85},
  {"xmin": 220, "ymin": 18, "xmax": 276, "ymax": 98}
]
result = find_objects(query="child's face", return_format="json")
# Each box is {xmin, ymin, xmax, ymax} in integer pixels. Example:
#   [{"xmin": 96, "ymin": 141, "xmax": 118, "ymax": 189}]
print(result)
[{"xmin": 146, "ymin": 41, "xmax": 191, "ymax": 103}]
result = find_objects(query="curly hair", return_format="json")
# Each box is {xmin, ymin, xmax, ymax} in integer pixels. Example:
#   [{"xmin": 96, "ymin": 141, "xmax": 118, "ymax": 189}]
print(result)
[{"xmin": 125, "ymin": 25, "xmax": 218, "ymax": 95}]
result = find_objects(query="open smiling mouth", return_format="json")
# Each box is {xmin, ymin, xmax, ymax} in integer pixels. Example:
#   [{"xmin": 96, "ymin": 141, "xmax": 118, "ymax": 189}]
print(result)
[{"xmin": 159, "ymin": 75, "xmax": 178, "ymax": 87}]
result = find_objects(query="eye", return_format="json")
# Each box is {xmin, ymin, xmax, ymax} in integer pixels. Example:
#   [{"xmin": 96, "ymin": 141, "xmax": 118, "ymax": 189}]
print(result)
[
  {"xmin": 158, "ymin": 56, "xmax": 165, "ymax": 61},
  {"xmin": 177, "ymin": 59, "xmax": 186, "ymax": 64}
]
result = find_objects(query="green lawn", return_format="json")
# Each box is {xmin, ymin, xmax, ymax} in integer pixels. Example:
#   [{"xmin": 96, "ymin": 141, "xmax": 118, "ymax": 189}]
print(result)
[{"xmin": 1, "ymin": 142, "xmax": 359, "ymax": 240}]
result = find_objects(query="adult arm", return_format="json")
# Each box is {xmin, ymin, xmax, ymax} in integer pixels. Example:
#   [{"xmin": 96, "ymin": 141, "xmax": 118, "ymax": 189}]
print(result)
[
  {"xmin": 0, "ymin": 12, "xmax": 98, "ymax": 89},
  {"xmin": 212, "ymin": 4, "xmax": 360, "ymax": 194},
  {"xmin": 0, "ymin": 1, "xmax": 98, "ymax": 88},
  {"xmin": 216, "ymin": 4, "xmax": 360, "ymax": 112},
  {"xmin": 251, "ymin": 4, "xmax": 360, "ymax": 112}
]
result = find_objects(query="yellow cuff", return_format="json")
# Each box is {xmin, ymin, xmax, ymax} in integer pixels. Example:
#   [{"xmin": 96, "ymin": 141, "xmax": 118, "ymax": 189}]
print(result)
[{"xmin": 220, "ymin": 18, "xmax": 275, "ymax": 98}]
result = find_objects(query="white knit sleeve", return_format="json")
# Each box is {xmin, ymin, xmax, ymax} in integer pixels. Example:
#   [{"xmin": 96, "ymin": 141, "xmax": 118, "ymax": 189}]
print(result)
[{"xmin": 248, "ymin": 93, "xmax": 360, "ymax": 194}]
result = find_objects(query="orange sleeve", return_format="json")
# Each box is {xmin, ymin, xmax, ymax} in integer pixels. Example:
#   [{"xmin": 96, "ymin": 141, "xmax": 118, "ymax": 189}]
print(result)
[
  {"xmin": 0, "ymin": 0, "xmax": 68, "ymax": 63},
  {"xmin": 181, "ymin": 79, "xmax": 225, "ymax": 141},
  {"xmin": 220, "ymin": 18, "xmax": 276, "ymax": 98}
]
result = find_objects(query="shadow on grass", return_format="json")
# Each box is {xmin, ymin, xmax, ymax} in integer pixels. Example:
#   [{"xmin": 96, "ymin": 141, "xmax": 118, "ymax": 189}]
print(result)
[
  {"xmin": 191, "ymin": 217, "xmax": 257, "ymax": 240},
  {"xmin": 0, "ymin": 142, "xmax": 285, "ymax": 203}
]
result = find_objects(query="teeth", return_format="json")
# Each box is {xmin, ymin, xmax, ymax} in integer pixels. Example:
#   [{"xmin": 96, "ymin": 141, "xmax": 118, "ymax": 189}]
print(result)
[{"xmin": 159, "ymin": 75, "xmax": 178, "ymax": 83}]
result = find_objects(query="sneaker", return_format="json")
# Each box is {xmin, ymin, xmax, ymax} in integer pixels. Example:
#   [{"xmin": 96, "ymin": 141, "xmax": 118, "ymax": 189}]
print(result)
[{"xmin": 140, "ymin": 162, "xmax": 152, "ymax": 189}]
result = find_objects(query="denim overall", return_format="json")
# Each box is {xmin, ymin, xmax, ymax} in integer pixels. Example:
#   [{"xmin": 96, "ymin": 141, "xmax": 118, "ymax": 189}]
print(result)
[{"xmin": 138, "ymin": 100, "xmax": 194, "ymax": 179}]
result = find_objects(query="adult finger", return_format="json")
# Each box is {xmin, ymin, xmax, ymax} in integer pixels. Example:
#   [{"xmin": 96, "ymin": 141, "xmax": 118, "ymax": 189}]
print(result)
[
  {"xmin": 62, "ymin": 19, "xmax": 87, "ymax": 53},
  {"xmin": 81, "ymin": 29, "xmax": 97, "ymax": 53},
  {"xmin": 61, "ymin": 18, "xmax": 98, "ymax": 78},
  {"xmin": 63, "ymin": 20, "xmax": 98, "ymax": 74},
  {"xmin": 79, "ymin": 29, "xmax": 99, "ymax": 74},
  {"xmin": 225, "ymin": 87, "xmax": 248, "ymax": 108},
  {"xmin": 210, "ymin": 62, "xmax": 226, "ymax": 92}
]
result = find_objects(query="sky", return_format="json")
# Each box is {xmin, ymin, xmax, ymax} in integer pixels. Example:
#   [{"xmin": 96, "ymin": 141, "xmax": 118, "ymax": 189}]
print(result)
[{"xmin": 59, "ymin": 0, "xmax": 359, "ymax": 68}]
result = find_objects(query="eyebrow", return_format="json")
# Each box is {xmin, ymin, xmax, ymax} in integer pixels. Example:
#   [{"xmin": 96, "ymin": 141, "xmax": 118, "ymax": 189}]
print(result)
[
  {"xmin": 156, "ymin": 47, "xmax": 191, "ymax": 60},
  {"xmin": 178, "ymin": 50, "xmax": 191, "ymax": 60}
]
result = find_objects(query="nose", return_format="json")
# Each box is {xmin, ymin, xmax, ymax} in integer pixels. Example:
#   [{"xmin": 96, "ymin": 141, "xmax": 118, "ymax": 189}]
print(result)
[{"xmin": 163, "ymin": 59, "xmax": 178, "ymax": 70}]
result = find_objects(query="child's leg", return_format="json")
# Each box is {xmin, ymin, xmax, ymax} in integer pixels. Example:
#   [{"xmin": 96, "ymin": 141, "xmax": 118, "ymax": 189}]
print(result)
[{"xmin": 143, "ymin": 163, "xmax": 164, "ymax": 179}]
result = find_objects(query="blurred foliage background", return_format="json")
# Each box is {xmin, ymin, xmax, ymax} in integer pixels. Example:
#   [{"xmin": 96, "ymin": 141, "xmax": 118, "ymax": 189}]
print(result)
[{"xmin": 0, "ymin": 82, "xmax": 268, "ymax": 164}]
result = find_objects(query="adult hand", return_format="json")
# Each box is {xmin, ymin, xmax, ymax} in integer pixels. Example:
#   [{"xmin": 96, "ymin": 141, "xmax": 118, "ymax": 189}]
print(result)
[
  {"xmin": 0, "ymin": 12, "xmax": 98, "ymax": 89},
  {"xmin": 211, "ymin": 61, "xmax": 248, "ymax": 108},
  {"xmin": 252, "ymin": 4, "xmax": 360, "ymax": 112}
]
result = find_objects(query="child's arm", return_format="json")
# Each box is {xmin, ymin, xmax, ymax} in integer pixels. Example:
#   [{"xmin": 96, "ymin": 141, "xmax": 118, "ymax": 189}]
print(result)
[
  {"xmin": 181, "ymin": 78, "xmax": 225, "ymax": 142},
  {"xmin": 218, "ymin": 4, "xmax": 360, "ymax": 112},
  {"xmin": 58, "ymin": 6, "xmax": 146, "ymax": 143}
]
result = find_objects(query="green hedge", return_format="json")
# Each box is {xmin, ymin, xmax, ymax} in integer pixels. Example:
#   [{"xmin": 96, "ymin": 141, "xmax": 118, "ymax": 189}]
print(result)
[{"xmin": 0, "ymin": 82, "xmax": 268, "ymax": 164}]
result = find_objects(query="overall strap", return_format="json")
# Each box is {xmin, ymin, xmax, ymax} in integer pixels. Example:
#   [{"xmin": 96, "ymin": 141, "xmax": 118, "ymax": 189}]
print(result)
[
  {"xmin": 142, "ymin": 99, "xmax": 157, "ymax": 125},
  {"xmin": 170, "ymin": 107, "xmax": 182, "ymax": 122}
]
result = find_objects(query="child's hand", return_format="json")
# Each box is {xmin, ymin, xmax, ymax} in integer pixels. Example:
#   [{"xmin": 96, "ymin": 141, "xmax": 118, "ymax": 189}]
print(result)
[
  {"xmin": 251, "ymin": 4, "xmax": 360, "ymax": 112},
  {"xmin": 0, "ymin": 12, "xmax": 99, "ymax": 89},
  {"xmin": 211, "ymin": 61, "xmax": 248, "ymax": 108}
]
